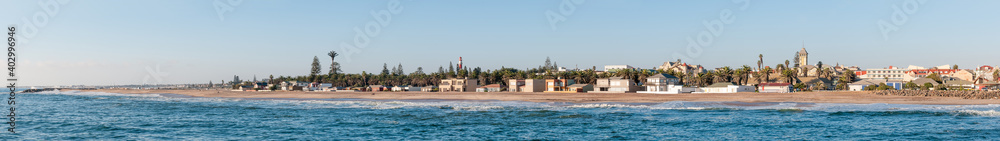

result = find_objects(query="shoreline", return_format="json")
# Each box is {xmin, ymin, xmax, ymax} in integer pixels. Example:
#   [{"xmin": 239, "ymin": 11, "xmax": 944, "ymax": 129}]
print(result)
[{"xmin": 76, "ymin": 89, "xmax": 1000, "ymax": 105}]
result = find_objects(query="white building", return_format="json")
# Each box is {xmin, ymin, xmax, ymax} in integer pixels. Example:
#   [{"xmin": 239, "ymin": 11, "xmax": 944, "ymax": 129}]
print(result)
[
  {"xmin": 857, "ymin": 66, "xmax": 911, "ymax": 81},
  {"xmin": 604, "ymin": 65, "xmax": 634, "ymax": 72},
  {"xmin": 637, "ymin": 73, "xmax": 696, "ymax": 94},
  {"xmin": 391, "ymin": 86, "xmax": 408, "ymax": 92},
  {"xmin": 694, "ymin": 82, "xmax": 756, "ymax": 93},
  {"xmin": 758, "ymin": 83, "xmax": 792, "ymax": 93}
]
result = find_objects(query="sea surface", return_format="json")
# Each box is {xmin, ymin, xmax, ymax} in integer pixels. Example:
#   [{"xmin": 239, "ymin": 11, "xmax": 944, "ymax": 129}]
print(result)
[{"xmin": 1, "ymin": 90, "xmax": 1000, "ymax": 140}]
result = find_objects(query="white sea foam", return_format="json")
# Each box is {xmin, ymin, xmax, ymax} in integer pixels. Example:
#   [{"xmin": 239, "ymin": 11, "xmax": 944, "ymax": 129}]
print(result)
[
  {"xmin": 954, "ymin": 110, "xmax": 1000, "ymax": 117},
  {"xmin": 566, "ymin": 104, "xmax": 651, "ymax": 109}
]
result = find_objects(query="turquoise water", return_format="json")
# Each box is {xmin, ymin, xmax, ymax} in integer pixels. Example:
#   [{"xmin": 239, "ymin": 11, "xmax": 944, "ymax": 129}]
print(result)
[{"xmin": 2, "ymin": 90, "xmax": 1000, "ymax": 140}]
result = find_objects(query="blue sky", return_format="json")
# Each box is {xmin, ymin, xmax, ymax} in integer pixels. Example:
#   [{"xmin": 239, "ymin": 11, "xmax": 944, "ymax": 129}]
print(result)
[{"xmin": 2, "ymin": 0, "xmax": 999, "ymax": 86}]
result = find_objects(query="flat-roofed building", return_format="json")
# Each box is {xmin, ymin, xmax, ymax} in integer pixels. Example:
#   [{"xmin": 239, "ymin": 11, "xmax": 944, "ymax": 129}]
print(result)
[
  {"xmin": 695, "ymin": 82, "xmax": 756, "ymax": 93},
  {"xmin": 567, "ymin": 84, "xmax": 593, "ymax": 92},
  {"xmin": 439, "ymin": 78, "xmax": 479, "ymax": 92},
  {"xmin": 591, "ymin": 77, "xmax": 639, "ymax": 93},
  {"xmin": 604, "ymin": 65, "xmax": 634, "ymax": 73},
  {"xmin": 637, "ymin": 73, "xmax": 695, "ymax": 94},
  {"xmin": 758, "ymin": 83, "xmax": 792, "ymax": 93},
  {"xmin": 508, "ymin": 79, "xmax": 545, "ymax": 92},
  {"xmin": 856, "ymin": 66, "xmax": 909, "ymax": 81},
  {"xmin": 545, "ymin": 78, "xmax": 576, "ymax": 92}
]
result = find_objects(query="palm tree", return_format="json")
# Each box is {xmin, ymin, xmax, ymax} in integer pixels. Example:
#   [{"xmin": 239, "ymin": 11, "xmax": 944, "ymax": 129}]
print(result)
[
  {"xmin": 741, "ymin": 65, "xmax": 753, "ymax": 84},
  {"xmin": 822, "ymin": 68, "xmax": 832, "ymax": 80},
  {"xmin": 715, "ymin": 67, "xmax": 733, "ymax": 83},
  {"xmin": 701, "ymin": 72, "xmax": 715, "ymax": 86},
  {"xmin": 758, "ymin": 67, "xmax": 772, "ymax": 84},
  {"xmin": 732, "ymin": 65, "xmax": 752, "ymax": 85},
  {"xmin": 733, "ymin": 69, "xmax": 744, "ymax": 85},
  {"xmin": 757, "ymin": 54, "xmax": 763, "ymax": 71},
  {"xmin": 327, "ymin": 51, "xmax": 339, "ymax": 75},
  {"xmin": 784, "ymin": 60, "xmax": 790, "ymax": 69},
  {"xmin": 684, "ymin": 73, "xmax": 698, "ymax": 87},
  {"xmin": 781, "ymin": 70, "xmax": 796, "ymax": 84},
  {"xmin": 637, "ymin": 69, "xmax": 653, "ymax": 84}
]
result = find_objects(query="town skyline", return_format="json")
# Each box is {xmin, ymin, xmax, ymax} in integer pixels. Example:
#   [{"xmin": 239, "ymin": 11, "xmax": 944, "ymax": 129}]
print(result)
[{"xmin": 4, "ymin": 0, "xmax": 1000, "ymax": 86}]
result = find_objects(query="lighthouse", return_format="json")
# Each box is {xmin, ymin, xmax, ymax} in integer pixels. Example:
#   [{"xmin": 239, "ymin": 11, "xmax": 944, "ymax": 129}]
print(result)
[{"xmin": 458, "ymin": 57, "xmax": 463, "ymax": 70}]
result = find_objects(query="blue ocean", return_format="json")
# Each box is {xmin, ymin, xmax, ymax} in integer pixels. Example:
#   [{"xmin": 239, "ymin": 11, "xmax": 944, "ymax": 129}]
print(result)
[{"xmin": 2, "ymin": 90, "xmax": 1000, "ymax": 140}]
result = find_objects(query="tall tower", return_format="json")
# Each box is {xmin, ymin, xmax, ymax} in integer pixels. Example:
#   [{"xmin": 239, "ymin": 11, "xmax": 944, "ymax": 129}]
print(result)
[
  {"xmin": 458, "ymin": 57, "xmax": 463, "ymax": 70},
  {"xmin": 797, "ymin": 48, "xmax": 808, "ymax": 67}
]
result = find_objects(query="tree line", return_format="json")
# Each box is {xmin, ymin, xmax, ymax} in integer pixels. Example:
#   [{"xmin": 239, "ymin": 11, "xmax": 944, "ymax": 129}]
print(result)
[{"xmin": 268, "ymin": 52, "xmax": 863, "ymax": 90}]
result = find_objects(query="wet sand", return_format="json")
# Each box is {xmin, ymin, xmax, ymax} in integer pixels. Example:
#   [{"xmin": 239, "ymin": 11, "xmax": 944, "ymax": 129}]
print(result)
[{"xmin": 81, "ymin": 89, "xmax": 1000, "ymax": 105}]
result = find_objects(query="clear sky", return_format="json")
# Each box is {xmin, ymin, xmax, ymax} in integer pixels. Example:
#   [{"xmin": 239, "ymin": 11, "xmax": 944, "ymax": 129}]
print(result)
[{"xmin": 2, "ymin": 0, "xmax": 999, "ymax": 86}]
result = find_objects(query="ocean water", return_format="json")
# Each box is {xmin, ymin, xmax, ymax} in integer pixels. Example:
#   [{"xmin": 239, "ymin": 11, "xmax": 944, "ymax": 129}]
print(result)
[{"xmin": 2, "ymin": 90, "xmax": 1000, "ymax": 140}]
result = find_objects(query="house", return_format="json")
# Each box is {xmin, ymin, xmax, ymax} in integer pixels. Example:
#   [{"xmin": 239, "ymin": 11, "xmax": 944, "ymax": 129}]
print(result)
[
  {"xmin": 695, "ymin": 82, "xmax": 756, "ymax": 93},
  {"xmin": 325, "ymin": 86, "xmax": 346, "ymax": 91},
  {"xmin": 591, "ymin": 77, "xmax": 640, "ymax": 93},
  {"xmin": 910, "ymin": 78, "xmax": 940, "ymax": 86},
  {"xmin": 439, "ymin": 78, "xmax": 479, "ymax": 92},
  {"xmin": 942, "ymin": 77, "xmax": 974, "ymax": 89},
  {"xmin": 884, "ymin": 80, "xmax": 904, "ymax": 90},
  {"xmin": 281, "ymin": 81, "xmax": 308, "ymax": 91},
  {"xmin": 848, "ymin": 80, "xmax": 874, "ymax": 91},
  {"xmin": 974, "ymin": 65, "xmax": 997, "ymax": 81},
  {"xmin": 637, "ymin": 73, "xmax": 694, "ymax": 94},
  {"xmin": 545, "ymin": 78, "xmax": 576, "ymax": 92},
  {"xmin": 848, "ymin": 79, "xmax": 903, "ymax": 91},
  {"xmin": 238, "ymin": 85, "xmax": 255, "ymax": 91},
  {"xmin": 659, "ymin": 60, "xmax": 707, "ymax": 74},
  {"xmin": 407, "ymin": 86, "xmax": 422, "ymax": 91},
  {"xmin": 475, "ymin": 84, "xmax": 505, "ymax": 92},
  {"xmin": 758, "ymin": 83, "xmax": 792, "ymax": 93},
  {"xmin": 796, "ymin": 77, "xmax": 833, "ymax": 90},
  {"xmin": 391, "ymin": 86, "xmax": 409, "ymax": 92},
  {"xmin": 567, "ymin": 84, "xmax": 593, "ymax": 92},
  {"xmin": 253, "ymin": 82, "xmax": 269, "ymax": 90},
  {"xmin": 975, "ymin": 81, "xmax": 999, "ymax": 90},
  {"xmin": 508, "ymin": 79, "xmax": 546, "ymax": 92},
  {"xmin": 369, "ymin": 85, "xmax": 386, "ymax": 91},
  {"xmin": 312, "ymin": 83, "xmax": 333, "ymax": 91},
  {"xmin": 420, "ymin": 86, "xmax": 437, "ymax": 92}
]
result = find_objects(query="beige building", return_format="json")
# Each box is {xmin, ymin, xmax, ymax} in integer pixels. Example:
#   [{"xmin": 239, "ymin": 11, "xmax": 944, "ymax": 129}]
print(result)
[
  {"xmin": 508, "ymin": 79, "xmax": 545, "ymax": 92},
  {"xmin": 439, "ymin": 78, "xmax": 479, "ymax": 92},
  {"xmin": 591, "ymin": 77, "xmax": 640, "ymax": 93}
]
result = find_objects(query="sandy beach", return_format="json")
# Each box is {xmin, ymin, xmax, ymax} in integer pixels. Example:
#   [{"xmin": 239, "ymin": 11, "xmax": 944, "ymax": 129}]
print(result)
[{"xmin": 77, "ymin": 89, "xmax": 1000, "ymax": 105}]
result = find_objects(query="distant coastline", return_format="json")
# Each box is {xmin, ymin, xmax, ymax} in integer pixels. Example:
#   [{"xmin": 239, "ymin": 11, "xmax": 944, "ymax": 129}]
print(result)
[{"xmin": 79, "ymin": 89, "xmax": 1000, "ymax": 105}]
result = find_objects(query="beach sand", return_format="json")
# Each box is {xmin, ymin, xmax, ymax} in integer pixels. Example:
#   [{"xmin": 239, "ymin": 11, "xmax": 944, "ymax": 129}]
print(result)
[{"xmin": 78, "ymin": 89, "xmax": 1000, "ymax": 105}]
